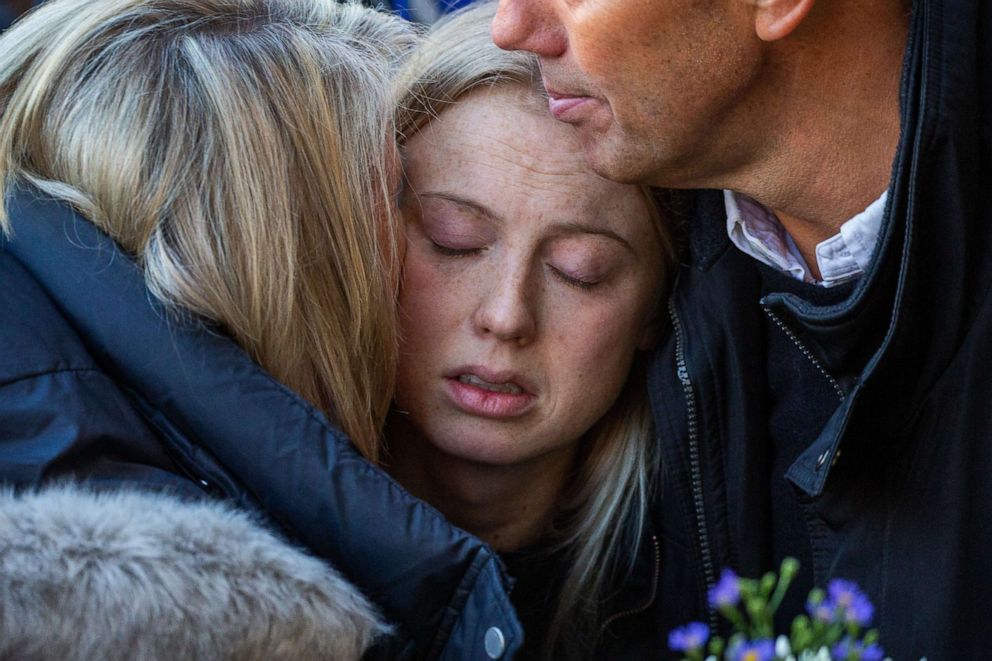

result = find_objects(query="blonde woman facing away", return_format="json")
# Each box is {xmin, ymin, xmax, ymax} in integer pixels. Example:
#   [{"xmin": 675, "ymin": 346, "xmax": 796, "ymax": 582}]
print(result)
[
  {"xmin": 0, "ymin": 1, "xmax": 524, "ymax": 658},
  {"xmin": 388, "ymin": 4, "xmax": 678, "ymax": 658}
]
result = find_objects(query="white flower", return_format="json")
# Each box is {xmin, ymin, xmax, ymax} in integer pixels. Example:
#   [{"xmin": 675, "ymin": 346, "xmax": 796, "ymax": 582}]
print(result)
[
  {"xmin": 797, "ymin": 648, "xmax": 830, "ymax": 661},
  {"xmin": 775, "ymin": 636, "xmax": 792, "ymax": 657}
]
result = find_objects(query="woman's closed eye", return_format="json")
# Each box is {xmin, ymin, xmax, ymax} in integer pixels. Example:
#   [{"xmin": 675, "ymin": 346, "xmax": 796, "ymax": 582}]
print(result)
[
  {"xmin": 429, "ymin": 238, "xmax": 484, "ymax": 257},
  {"xmin": 548, "ymin": 264, "xmax": 600, "ymax": 289},
  {"xmin": 414, "ymin": 202, "xmax": 495, "ymax": 257},
  {"xmin": 545, "ymin": 241, "xmax": 620, "ymax": 291}
]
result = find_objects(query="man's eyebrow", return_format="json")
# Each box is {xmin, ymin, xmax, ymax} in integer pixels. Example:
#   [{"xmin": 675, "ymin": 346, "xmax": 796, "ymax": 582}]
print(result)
[{"xmin": 418, "ymin": 192, "xmax": 502, "ymax": 224}]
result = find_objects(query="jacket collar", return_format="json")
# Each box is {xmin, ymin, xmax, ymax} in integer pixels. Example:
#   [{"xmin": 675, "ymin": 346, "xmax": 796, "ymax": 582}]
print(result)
[
  {"xmin": 785, "ymin": 0, "xmax": 990, "ymax": 497},
  {"xmin": 679, "ymin": 0, "xmax": 988, "ymax": 498}
]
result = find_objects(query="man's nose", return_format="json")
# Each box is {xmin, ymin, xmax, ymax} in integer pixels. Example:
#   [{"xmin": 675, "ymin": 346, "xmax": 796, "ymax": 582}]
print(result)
[
  {"xmin": 492, "ymin": 0, "xmax": 566, "ymax": 57},
  {"xmin": 473, "ymin": 269, "xmax": 537, "ymax": 345}
]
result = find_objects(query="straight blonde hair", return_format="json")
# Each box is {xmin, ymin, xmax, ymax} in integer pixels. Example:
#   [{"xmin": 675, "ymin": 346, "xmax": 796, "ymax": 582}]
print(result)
[
  {"xmin": 0, "ymin": 0, "xmax": 416, "ymax": 459},
  {"xmin": 394, "ymin": 4, "xmax": 677, "ymax": 656}
]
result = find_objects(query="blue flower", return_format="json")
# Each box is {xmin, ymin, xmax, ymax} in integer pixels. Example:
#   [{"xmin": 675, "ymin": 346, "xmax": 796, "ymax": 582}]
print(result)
[
  {"xmin": 668, "ymin": 622, "xmax": 709, "ymax": 654},
  {"xmin": 827, "ymin": 579, "xmax": 875, "ymax": 627},
  {"xmin": 729, "ymin": 639, "xmax": 775, "ymax": 661},
  {"xmin": 708, "ymin": 568, "xmax": 741, "ymax": 608},
  {"xmin": 832, "ymin": 636, "xmax": 885, "ymax": 661}
]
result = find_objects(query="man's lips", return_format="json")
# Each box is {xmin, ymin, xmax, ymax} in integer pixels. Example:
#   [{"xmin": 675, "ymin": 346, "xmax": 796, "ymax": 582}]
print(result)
[
  {"xmin": 548, "ymin": 95, "xmax": 589, "ymax": 119},
  {"xmin": 545, "ymin": 87, "xmax": 596, "ymax": 122}
]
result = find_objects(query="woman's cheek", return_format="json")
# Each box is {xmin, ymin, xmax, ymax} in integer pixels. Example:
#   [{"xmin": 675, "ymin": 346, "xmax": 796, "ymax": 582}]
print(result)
[
  {"xmin": 399, "ymin": 252, "xmax": 444, "ymax": 320},
  {"xmin": 401, "ymin": 249, "xmax": 474, "ymax": 328},
  {"xmin": 575, "ymin": 296, "xmax": 645, "ymax": 362}
]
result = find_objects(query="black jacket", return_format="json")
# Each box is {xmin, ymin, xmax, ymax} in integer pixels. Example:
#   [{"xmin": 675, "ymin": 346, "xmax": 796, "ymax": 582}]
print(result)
[
  {"xmin": 627, "ymin": 0, "xmax": 992, "ymax": 657},
  {"xmin": 0, "ymin": 186, "xmax": 523, "ymax": 660}
]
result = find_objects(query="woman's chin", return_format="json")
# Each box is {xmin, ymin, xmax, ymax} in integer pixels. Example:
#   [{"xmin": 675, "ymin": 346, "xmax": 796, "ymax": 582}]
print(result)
[{"xmin": 422, "ymin": 423, "xmax": 576, "ymax": 472}]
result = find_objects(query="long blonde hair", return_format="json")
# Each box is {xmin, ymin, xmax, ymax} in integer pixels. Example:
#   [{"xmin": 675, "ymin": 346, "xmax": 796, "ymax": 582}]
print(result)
[
  {"xmin": 394, "ymin": 4, "xmax": 677, "ymax": 656},
  {"xmin": 0, "ymin": 0, "xmax": 416, "ymax": 459}
]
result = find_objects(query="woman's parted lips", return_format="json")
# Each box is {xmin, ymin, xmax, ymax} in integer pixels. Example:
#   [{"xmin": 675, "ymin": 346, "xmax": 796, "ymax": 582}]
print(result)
[{"xmin": 444, "ymin": 365, "xmax": 537, "ymax": 396}]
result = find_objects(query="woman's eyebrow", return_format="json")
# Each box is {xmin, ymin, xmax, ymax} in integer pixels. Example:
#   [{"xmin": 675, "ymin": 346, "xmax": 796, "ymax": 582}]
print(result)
[
  {"xmin": 418, "ymin": 192, "xmax": 635, "ymax": 253},
  {"xmin": 548, "ymin": 222, "xmax": 635, "ymax": 253},
  {"xmin": 418, "ymin": 191, "xmax": 501, "ymax": 224}
]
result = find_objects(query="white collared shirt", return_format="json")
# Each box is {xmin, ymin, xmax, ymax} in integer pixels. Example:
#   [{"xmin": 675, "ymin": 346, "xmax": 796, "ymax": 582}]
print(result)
[{"xmin": 724, "ymin": 190, "xmax": 888, "ymax": 287}]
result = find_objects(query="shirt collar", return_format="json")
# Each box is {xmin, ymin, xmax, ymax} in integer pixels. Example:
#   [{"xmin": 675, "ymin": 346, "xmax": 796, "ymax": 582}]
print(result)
[{"xmin": 725, "ymin": 190, "xmax": 888, "ymax": 287}]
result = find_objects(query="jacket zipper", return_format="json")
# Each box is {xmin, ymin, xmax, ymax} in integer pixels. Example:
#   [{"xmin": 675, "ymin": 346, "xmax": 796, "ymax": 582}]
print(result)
[
  {"xmin": 762, "ymin": 306, "xmax": 845, "ymax": 402},
  {"xmin": 599, "ymin": 535, "xmax": 661, "ymax": 632},
  {"xmin": 668, "ymin": 298, "xmax": 719, "ymax": 632}
]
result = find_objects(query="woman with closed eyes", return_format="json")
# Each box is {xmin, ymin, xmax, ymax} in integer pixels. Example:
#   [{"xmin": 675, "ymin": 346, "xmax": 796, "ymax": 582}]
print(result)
[{"xmin": 388, "ymin": 5, "xmax": 678, "ymax": 657}]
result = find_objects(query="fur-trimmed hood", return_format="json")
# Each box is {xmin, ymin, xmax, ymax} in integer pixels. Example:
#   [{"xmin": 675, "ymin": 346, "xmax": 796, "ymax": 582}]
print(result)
[{"xmin": 0, "ymin": 485, "xmax": 388, "ymax": 661}]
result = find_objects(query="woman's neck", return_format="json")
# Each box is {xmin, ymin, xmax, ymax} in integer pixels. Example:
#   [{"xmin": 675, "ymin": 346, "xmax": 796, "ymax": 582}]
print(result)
[{"xmin": 384, "ymin": 413, "xmax": 577, "ymax": 552}]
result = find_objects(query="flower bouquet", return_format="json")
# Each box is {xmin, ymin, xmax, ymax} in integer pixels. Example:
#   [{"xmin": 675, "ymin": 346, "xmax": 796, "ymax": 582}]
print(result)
[{"xmin": 668, "ymin": 558, "xmax": 895, "ymax": 661}]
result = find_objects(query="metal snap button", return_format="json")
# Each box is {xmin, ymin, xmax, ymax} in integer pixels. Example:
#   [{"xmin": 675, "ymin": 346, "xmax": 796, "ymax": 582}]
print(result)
[
  {"xmin": 484, "ymin": 626, "xmax": 505, "ymax": 659},
  {"xmin": 816, "ymin": 450, "xmax": 830, "ymax": 469}
]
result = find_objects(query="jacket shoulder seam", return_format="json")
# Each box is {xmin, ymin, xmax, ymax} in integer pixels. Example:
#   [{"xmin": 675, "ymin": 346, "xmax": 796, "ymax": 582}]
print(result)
[{"xmin": 0, "ymin": 366, "xmax": 104, "ymax": 390}]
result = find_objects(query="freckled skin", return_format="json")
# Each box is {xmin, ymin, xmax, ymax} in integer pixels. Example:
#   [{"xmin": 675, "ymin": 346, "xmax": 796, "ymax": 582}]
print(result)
[{"xmin": 393, "ymin": 85, "xmax": 664, "ymax": 472}]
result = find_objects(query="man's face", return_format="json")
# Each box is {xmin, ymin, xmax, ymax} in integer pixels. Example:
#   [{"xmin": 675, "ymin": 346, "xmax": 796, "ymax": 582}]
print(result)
[{"xmin": 493, "ymin": 0, "xmax": 767, "ymax": 187}]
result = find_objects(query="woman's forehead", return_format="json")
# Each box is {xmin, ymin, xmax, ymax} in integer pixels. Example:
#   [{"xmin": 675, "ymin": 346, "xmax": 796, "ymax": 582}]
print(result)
[
  {"xmin": 404, "ymin": 86, "xmax": 655, "ymax": 230},
  {"xmin": 406, "ymin": 86, "xmax": 626, "ymax": 200}
]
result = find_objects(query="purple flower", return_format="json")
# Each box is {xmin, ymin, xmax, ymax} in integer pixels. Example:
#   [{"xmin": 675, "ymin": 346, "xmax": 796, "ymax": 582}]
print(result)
[
  {"xmin": 827, "ymin": 579, "xmax": 875, "ymax": 627},
  {"xmin": 730, "ymin": 639, "xmax": 775, "ymax": 661},
  {"xmin": 708, "ymin": 568, "xmax": 741, "ymax": 608},
  {"xmin": 668, "ymin": 622, "xmax": 709, "ymax": 654},
  {"xmin": 806, "ymin": 597, "xmax": 835, "ymax": 623},
  {"xmin": 832, "ymin": 637, "xmax": 885, "ymax": 661},
  {"xmin": 861, "ymin": 644, "xmax": 885, "ymax": 661}
]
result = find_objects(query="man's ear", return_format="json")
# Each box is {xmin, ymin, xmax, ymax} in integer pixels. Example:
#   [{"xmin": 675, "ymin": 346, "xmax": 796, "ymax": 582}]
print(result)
[{"xmin": 751, "ymin": 0, "xmax": 816, "ymax": 42}]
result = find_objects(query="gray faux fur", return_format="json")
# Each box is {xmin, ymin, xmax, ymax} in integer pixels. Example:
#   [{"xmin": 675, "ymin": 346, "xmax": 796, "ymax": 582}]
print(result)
[{"xmin": 0, "ymin": 485, "xmax": 389, "ymax": 661}]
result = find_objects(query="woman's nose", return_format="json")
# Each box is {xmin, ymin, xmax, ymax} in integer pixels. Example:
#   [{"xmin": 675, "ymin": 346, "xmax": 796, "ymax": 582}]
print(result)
[
  {"xmin": 492, "ymin": 0, "xmax": 567, "ymax": 58},
  {"xmin": 473, "ymin": 270, "xmax": 537, "ymax": 344}
]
